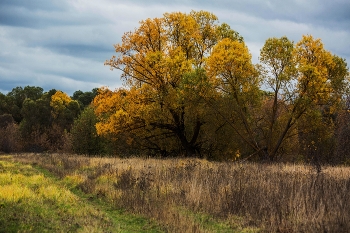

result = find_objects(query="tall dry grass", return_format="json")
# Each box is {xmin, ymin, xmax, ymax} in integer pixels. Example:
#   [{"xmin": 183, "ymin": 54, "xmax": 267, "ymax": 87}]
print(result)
[{"xmin": 11, "ymin": 153, "xmax": 350, "ymax": 232}]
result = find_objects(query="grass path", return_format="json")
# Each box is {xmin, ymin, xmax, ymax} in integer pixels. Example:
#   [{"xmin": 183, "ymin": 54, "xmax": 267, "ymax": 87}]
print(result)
[{"xmin": 0, "ymin": 155, "xmax": 162, "ymax": 233}]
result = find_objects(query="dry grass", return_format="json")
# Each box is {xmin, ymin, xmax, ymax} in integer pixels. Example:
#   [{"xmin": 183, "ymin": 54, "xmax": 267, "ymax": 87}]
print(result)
[{"xmin": 9, "ymin": 153, "xmax": 350, "ymax": 232}]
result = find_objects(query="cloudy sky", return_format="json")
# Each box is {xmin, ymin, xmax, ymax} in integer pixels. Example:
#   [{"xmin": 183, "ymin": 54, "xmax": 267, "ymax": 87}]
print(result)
[{"xmin": 1, "ymin": 0, "xmax": 349, "ymax": 95}]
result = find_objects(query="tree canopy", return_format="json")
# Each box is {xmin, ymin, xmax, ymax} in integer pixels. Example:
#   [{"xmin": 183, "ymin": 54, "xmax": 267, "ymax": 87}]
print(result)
[
  {"xmin": 97, "ymin": 10, "xmax": 349, "ymax": 160},
  {"xmin": 98, "ymin": 10, "xmax": 244, "ymax": 156}
]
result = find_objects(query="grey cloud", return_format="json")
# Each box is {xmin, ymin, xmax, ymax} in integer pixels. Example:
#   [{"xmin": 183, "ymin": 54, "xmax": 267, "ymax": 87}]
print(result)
[
  {"xmin": 1, "ymin": 0, "xmax": 67, "ymax": 11},
  {"xmin": 48, "ymin": 44, "xmax": 111, "ymax": 61},
  {"xmin": 190, "ymin": 0, "xmax": 350, "ymax": 29},
  {"xmin": 0, "ymin": 0, "xmax": 349, "ymax": 95},
  {"xmin": 0, "ymin": 0, "xmax": 108, "ymax": 29},
  {"xmin": 0, "ymin": 0, "xmax": 67, "ymax": 28}
]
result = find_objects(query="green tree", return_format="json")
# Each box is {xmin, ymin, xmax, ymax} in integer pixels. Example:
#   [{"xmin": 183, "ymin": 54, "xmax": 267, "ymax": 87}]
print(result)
[
  {"xmin": 6, "ymin": 86, "xmax": 44, "ymax": 122},
  {"xmin": 71, "ymin": 107, "xmax": 102, "ymax": 155},
  {"xmin": 72, "ymin": 88, "xmax": 98, "ymax": 109},
  {"xmin": 18, "ymin": 89, "xmax": 80, "ymax": 152},
  {"xmin": 21, "ymin": 95, "xmax": 52, "ymax": 131},
  {"xmin": 20, "ymin": 92, "xmax": 52, "ymax": 152},
  {"xmin": 0, "ymin": 93, "xmax": 10, "ymax": 115}
]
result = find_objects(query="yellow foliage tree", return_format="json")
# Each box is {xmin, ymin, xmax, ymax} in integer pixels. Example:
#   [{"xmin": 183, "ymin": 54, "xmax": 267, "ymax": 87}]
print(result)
[
  {"xmin": 258, "ymin": 35, "xmax": 349, "ymax": 160},
  {"xmin": 97, "ymin": 11, "xmax": 242, "ymax": 156},
  {"xmin": 50, "ymin": 91, "xmax": 73, "ymax": 119},
  {"xmin": 50, "ymin": 91, "xmax": 80, "ymax": 131},
  {"xmin": 206, "ymin": 38, "xmax": 261, "ymax": 152},
  {"xmin": 97, "ymin": 10, "xmax": 349, "ymax": 160}
]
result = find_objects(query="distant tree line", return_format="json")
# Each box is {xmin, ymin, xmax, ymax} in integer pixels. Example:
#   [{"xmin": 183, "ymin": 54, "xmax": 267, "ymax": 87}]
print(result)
[
  {"xmin": 0, "ymin": 86, "xmax": 107, "ymax": 155},
  {"xmin": 1, "ymin": 10, "xmax": 350, "ymax": 165},
  {"xmin": 0, "ymin": 82, "xmax": 350, "ymax": 164}
]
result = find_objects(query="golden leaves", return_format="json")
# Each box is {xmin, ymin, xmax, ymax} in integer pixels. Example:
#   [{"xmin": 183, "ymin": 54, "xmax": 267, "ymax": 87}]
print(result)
[
  {"xmin": 293, "ymin": 35, "xmax": 339, "ymax": 106},
  {"xmin": 206, "ymin": 38, "xmax": 258, "ymax": 94},
  {"xmin": 50, "ymin": 91, "xmax": 74, "ymax": 119},
  {"xmin": 259, "ymin": 36, "xmax": 295, "ymax": 83},
  {"xmin": 105, "ymin": 11, "xmax": 221, "ymax": 90},
  {"xmin": 100, "ymin": 10, "xmax": 350, "ymax": 158}
]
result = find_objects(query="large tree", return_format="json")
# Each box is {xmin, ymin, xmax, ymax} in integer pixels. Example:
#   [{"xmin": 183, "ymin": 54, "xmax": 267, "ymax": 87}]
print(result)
[
  {"xmin": 96, "ymin": 11, "xmax": 242, "ymax": 156},
  {"xmin": 97, "ymin": 10, "xmax": 349, "ymax": 160},
  {"xmin": 206, "ymin": 35, "xmax": 348, "ymax": 161},
  {"xmin": 206, "ymin": 38, "xmax": 261, "ymax": 154},
  {"xmin": 257, "ymin": 35, "xmax": 348, "ymax": 160}
]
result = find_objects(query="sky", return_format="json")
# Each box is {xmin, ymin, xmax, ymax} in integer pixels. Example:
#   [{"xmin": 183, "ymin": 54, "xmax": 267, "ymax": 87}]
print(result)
[{"xmin": 0, "ymin": 0, "xmax": 349, "ymax": 96}]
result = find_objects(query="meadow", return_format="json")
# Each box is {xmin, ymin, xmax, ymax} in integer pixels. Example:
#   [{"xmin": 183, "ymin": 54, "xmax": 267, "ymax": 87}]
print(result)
[{"xmin": 1, "ymin": 153, "xmax": 350, "ymax": 232}]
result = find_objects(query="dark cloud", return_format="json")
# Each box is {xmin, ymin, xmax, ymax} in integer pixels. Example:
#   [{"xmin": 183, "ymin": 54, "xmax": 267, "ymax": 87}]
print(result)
[
  {"xmin": 192, "ymin": 0, "xmax": 350, "ymax": 29},
  {"xmin": 0, "ymin": 0, "xmax": 67, "ymax": 28},
  {"xmin": 0, "ymin": 0, "xmax": 68, "ymax": 12},
  {"xmin": 0, "ymin": 0, "xmax": 108, "ymax": 29},
  {"xmin": 1, "ymin": 0, "xmax": 66, "ymax": 11}
]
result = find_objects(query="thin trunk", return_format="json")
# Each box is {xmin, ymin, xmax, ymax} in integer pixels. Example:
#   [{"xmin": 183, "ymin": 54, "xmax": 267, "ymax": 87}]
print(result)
[
  {"xmin": 232, "ymin": 88, "xmax": 261, "ymax": 151},
  {"xmin": 269, "ymin": 103, "xmax": 307, "ymax": 160},
  {"xmin": 270, "ymin": 116, "xmax": 293, "ymax": 160},
  {"xmin": 267, "ymin": 87, "xmax": 279, "ymax": 154}
]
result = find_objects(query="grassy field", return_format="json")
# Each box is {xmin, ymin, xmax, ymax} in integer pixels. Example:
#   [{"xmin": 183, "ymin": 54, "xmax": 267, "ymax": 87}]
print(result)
[
  {"xmin": 0, "ymin": 155, "xmax": 161, "ymax": 232},
  {"xmin": 1, "ymin": 153, "xmax": 350, "ymax": 232}
]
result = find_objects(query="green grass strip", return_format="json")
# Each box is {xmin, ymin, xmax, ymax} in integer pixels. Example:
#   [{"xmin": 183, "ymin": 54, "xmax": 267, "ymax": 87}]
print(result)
[{"xmin": 0, "ymin": 157, "xmax": 163, "ymax": 233}]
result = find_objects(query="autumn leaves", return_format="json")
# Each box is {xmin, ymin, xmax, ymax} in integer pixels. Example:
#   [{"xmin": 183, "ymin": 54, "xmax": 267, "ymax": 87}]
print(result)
[{"xmin": 95, "ymin": 11, "xmax": 349, "ymax": 160}]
